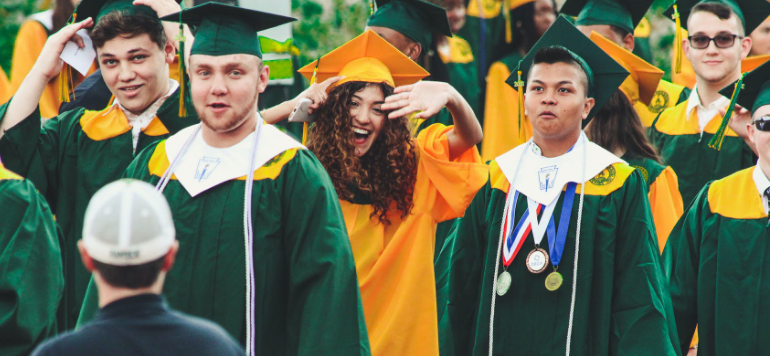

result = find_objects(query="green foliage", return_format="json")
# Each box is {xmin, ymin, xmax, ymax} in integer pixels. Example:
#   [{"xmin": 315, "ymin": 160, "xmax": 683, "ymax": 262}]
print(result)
[
  {"xmin": 291, "ymin": 0, "xmax": 369, "ymax": 68},
  {"xmin": 0, "ymin": 0, "xmax": 39, "ymax": 73}
]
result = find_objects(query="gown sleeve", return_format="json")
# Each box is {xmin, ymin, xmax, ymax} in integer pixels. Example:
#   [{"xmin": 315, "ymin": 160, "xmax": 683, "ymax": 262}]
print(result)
[
  {"xmin": 648, "ymin": 166, "xmax": 685, "ymax": 253},
  {"xmin": 609, "ymin": 170, "xmax": 680, "ymax": 355},
  {"xmin": 662, "ymin": 183, "xmax": 711, "ymax": 355},
  {"xmin": 414, "ymin": 123, "xmax": 487, "ymax": 223},
  {"xmin": 280, "ymin": 150, "xmax": 371, "ymax": 356},
  {"xmin": 0, "ymin": 178, "xmax": 63, "ymax": 356}
]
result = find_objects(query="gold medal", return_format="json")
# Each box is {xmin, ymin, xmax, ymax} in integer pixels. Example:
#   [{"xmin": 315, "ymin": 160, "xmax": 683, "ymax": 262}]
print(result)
[
  {"xmin": 545, "ymin": 271, "xmax": 563, "ymax": 291},
  {"xmin": 496, "ymin": 271, "xmax": 512, "ymax": 296},
  {"xmin": 525, "ymin": 247, "xmax": 549, "ymax": 274}
]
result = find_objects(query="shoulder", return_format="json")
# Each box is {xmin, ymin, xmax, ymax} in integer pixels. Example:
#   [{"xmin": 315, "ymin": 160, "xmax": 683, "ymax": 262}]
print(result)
[
  {"xmin": 625, "ymin": 155, "xmax": 666, "ymax": 185},
  {"xmin": 584, "ymin": 162, "xmax": 640, "ymax": 196},
  {"xmin": 31, "ymin": 326, "xmax": 101, "ymax": 356},
  {"xmin": 707, "ymin": 167, "xmax": 764, "ymax": 219},
  {"xmin": 166, "ymin": 311, "xmax": 244, "ymax": 352},
  {"xmin": 652, "ymin": 99, "xmax": 689, "ymax": 132}
]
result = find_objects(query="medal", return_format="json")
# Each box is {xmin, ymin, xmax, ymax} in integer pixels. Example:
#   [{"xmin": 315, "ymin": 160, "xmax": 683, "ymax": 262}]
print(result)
[
  {"xmin": 496, "ymin": 271, "xmax": 512, "ymax": 296},
  {"xmin": 525, "ymin": 247, "xmax": 549, "ymax": 273},
  {"xmin": 545, "ymin": 271, "xmax": 563, "ymax": 291}
]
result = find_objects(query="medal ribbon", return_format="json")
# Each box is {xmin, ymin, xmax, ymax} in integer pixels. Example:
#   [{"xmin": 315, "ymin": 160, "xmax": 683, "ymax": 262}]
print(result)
[
  {"xmin": 502, "ymin": 190, "xmax": 543, "ymax": 266},
  {"xmin": 546, "ymin": 182, "xmax": 577, "ymax": 267}
]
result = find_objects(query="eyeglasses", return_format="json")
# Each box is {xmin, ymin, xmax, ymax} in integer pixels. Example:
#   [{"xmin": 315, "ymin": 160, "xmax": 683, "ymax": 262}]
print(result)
[
  {"xmin": 688, "ymin": 34, "xmax": 743, "ymax": 49},
  {"xmin": 753, "ymin": 117, "xmax": 770, "ymax": 131}
]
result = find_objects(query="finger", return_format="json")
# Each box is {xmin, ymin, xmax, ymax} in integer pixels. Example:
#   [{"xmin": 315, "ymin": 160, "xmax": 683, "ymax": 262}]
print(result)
[
  {"xmin": 381, "ymin": 98, "xmax": 410, "ymax": 111},
  {"xmin": 388, "ymin": 106, "xmax": 415, "ymax": 119},
  {"xmin": 319, "ymin": 76, "xmax": 344, "ymax": 89},
  {"xmin": 393, "ymin": 84, "xmax": 415, "ymax": 94},
  {"xmin": 72, "ymin": 34, "xmax": 85, "ymax": 48},
  {"xmin": 383, "ymin": 92, "xmax": 408, "ymax": 103},
  {"xmin": 415, "ymin": 107, "xmax": 439, "ymax": 119}
]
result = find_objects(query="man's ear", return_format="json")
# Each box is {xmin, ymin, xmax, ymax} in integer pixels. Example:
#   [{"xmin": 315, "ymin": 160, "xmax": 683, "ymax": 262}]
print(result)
[
  {"xmin": 582, "ymin": 97, "xmax": 596, "ymax": 119},
  {"xmin": 162, "ymin": 241, "xmax": 180, "ymax": 271},
  {"xmin": 622, "ymin": 33, "xmax": 635, "ymax": 52},
  {"xmin": 77, "ymin": 241, "xmax": 95, "ymax": 272},
  {"xmin": 405, "ymin": 41, "xmax": 422, "ymax": 61},
  {"xmin": 740, "ymin": 36, "xmax": 753, "ymax": 59},
  {"xmin": 257, "ymin": 63, "xmax": 270, "ymax": 94},
  {"xmin": 164, "ymin": 40, "xmax": 176, "ymax": 65}
]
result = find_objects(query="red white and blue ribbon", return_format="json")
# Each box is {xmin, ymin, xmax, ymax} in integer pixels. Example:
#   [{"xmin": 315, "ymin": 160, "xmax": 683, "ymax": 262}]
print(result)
[{"xmin": 501, "ymin": 190, "xmax": 542, "ymax": 267}]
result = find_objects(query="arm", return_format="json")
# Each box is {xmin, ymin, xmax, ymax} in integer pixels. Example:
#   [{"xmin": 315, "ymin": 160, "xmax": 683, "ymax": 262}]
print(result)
[
  {"xmin": 260, "ymin": 76, "xmax": 343, "ymax": 124},
  {"xmin": 382, "ymin": 81, "xmax": 483, "ymax": 160},
  {"xmin": 1, "ymin": 19, "xmax": 92, "ymax": 140},
  {"xmin": 281, "ymin": 150, "xmax": 370, "ymax": 355}
]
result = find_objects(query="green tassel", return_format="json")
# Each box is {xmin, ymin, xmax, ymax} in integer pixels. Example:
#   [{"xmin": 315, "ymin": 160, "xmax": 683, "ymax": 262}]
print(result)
[{"xmin": 708, "ymin": 74, "xmax": 744, "ymax": 150}]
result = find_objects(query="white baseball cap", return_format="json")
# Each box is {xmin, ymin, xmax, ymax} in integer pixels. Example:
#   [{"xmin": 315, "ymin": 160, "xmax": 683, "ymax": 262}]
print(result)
[{"xmin": 82, "ymin": 179, "xmax": 175, "ymax": 266}]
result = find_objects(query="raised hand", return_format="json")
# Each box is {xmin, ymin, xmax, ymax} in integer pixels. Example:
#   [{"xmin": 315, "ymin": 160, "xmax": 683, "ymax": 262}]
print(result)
[
  {"xmin": 31, "ymin": 18, "xmax": 93, "ymax": 82},
  {"xmin": 299, "ymin": 76, "xmax": 344, "ymax": 114},
  {"xmin": 381, "ymin": 81, "xmax": 453, "ymax": 119}
]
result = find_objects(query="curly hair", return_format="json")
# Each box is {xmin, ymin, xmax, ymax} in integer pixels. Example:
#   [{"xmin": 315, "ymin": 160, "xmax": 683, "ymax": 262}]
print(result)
[{"xmin": 308, "ymin": 81, "xmax": 418, "ymax": 225}]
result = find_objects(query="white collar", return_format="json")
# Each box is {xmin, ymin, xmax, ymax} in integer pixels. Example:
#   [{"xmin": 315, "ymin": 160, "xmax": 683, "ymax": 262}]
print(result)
[
  {"xmin": 108, "ymin": 79, "xmax": 178, "ymax": 128},
  {"xmin": 685, "ymin": 85, "xmax": 730, "ymax": 119},
  {"xmin": 753, "ymin": 163, "xmax": 770, "ymax": 200},
  {"xmin": 494, "ymin": 132, "xmax": 624, "ymax": 206},
  {"xmin": 164, "ymin": 118, "xmax": 305, "ymax": 197},
  {"xmin": 29, "ymin": 10, "xmax": 53, "ymax": 31}
]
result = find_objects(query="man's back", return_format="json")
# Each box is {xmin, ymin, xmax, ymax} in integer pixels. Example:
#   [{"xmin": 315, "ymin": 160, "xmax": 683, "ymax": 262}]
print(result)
[{"xmin": 33, "ymin": 294, "xmax": 244, "ymax": 356}]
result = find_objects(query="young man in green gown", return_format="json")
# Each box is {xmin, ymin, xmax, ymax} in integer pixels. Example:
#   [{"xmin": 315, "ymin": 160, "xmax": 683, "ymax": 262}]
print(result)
[
  {"xmin": 77, "ymin": 3, "xmax": 370, "ymax": 355},
  {"xmin": 664, "ymin": 58, "xmax": 770, "ymax": 356},
  {"xmin": 446, "ymin": 17, "xmax": 679, "ymax": 355},
  {"xmin": 0, "ymin": 156, "xmax": 63, "ymax": 356},
  {"xmin": 0, "ymin": 0, "xmax": 196, "ymax": 330}
]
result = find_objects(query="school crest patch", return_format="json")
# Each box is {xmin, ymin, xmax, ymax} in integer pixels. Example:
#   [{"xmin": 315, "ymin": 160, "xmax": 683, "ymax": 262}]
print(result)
[
  {"xmin": 590, "ymin": 166, "xmax": 616, "ymax": 186},
  {"xmin": 648, "ymin": 90, "xmax": 670, "ymax": 114}
]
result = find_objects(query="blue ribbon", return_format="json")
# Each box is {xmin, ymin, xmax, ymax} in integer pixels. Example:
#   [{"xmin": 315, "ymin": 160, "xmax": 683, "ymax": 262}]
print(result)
[{"xmin": 546, "ymin": 182, "xmax": 578, "ymax": 267}]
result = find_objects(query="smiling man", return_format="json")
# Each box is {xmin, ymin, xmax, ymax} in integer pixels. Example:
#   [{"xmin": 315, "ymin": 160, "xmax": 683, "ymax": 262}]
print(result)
[
  {"xmin": 446, "ymin": 17, "xmax": 678, "ymax": 355},
  {"xmin": 664, "ymin": 59, "xmax": 770, "ymax": 356},
  {"xmin": 76, "ymin": 3, "xmax": 370, "ymax": 355},
  {"xmin": 0, "ymin": 0, "xmax": 196, "ymax": 330},
  {"xmin": 649, "ymin": 0, "xmax": 770, "ymax": 205}
]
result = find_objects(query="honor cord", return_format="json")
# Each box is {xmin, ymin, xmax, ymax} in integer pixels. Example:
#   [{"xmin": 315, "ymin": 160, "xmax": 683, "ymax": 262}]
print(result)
[
  {"xmin": 564, "ymin": 138, "xmax": 586, "ymax": 356},
  {"xmin": 244, "ymin": 118, "xmax": 263, "ymax": 356}
]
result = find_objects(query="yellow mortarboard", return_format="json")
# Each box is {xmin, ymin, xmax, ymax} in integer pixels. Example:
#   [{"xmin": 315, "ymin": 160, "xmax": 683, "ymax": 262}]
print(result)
[
  {"xmin": 298, "ymin": 30, "xmax": 429, "ymax": 90},
  {"xmin": 742, "ymin": 54, "xmax": 770, "ymax": 72},
  {"xmin": 589, "ymin": 31, "xmax": 663, "ymax": 106}
]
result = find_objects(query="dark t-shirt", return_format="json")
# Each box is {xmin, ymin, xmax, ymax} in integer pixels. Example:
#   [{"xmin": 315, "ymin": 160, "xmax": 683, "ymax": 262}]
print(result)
[{"xmin": 32, "ymin": 294, "xmax": 245, "ymax": 356}]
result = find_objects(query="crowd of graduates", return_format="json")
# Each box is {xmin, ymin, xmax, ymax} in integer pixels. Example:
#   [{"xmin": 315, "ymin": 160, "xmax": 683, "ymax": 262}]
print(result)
[{"xmin": 3, "ymin": 0, "xmax": 770, "ymax": 354}]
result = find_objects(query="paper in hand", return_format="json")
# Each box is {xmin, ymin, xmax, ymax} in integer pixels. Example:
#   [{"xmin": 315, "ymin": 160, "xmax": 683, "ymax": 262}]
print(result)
[{"xmin": 60, "ymin": 29, "xmax": 96, "ymax": 76}]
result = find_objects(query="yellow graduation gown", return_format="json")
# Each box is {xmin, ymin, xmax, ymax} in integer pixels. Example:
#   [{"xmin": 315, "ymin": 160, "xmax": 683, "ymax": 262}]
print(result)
[
  {"xmin": 0, "ymin": 65, "xmax": 11, "ymax": 105},
  {"xmin": 342, "ymin": 124, "xmax": 487, "ymax": 356}
]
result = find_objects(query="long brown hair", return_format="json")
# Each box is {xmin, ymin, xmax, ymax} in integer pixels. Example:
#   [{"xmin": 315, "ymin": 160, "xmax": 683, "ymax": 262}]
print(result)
[
  {"xmin": 52, "ymin": 0, "xmax": 75, "ymax": 34},
  {"xmin": 308, "ymin": 81, "xmax": 418, "ymax": 225},
  {"xmin": 586, "ymin": 89, "xmax": 661, "ymax": 163}
]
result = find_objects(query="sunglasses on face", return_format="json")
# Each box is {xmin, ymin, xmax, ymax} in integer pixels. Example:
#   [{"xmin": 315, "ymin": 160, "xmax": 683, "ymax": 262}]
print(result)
[
  {"xmin": 753, "ymin": 117, "xmax": 770, "ymax": 131},
  {"xmin": 688, "ymin": 33, "xmax": 742, "ymax": 49}
]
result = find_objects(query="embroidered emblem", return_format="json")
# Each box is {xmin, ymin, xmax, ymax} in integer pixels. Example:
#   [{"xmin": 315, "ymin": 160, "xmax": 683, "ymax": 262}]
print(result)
[
  {"xmin": 631, "ymin": 165, "xmax": 649, "ymax": 183},
  {"xmin": 590, "ymin": 166, "xmax": 616, "ymax": 186},
  {"xmin": 483, "ymin": 0, "xmax": 500, "ymax": 12},
  {"xmin": 263, "ymin": 150, "xmax": 286, "ymax": 168},
  {"xmin": 538, "ymin": 165, "xmax": 558, "ymax": 191},
  {"xmin": 648, "ymin": 90, "xmax": 670, "ymax": 114},
  {"xmin": 195, "ymin": 157, "xmax": 220, "ymax": 181}
]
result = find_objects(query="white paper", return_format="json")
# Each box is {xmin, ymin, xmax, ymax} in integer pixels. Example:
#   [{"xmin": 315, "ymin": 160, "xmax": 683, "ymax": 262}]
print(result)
[{"xmin": 60, "ymin": 29, "xmax": 95, "ymax": 76}]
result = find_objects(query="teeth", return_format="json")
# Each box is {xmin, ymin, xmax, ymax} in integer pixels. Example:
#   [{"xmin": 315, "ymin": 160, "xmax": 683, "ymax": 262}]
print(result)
[{"xmin": 353, "ymin": 128, "xmax": 369, "ymax": 135}]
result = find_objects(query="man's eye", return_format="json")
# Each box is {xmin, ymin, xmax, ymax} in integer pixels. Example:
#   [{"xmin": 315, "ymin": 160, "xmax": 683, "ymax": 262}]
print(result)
[{"xmin": 558, "ymin": 88, "xmax": 571, "ymax": 93}]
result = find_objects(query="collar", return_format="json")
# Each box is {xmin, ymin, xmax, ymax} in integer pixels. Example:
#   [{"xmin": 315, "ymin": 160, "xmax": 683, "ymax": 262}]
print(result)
[
  {"xmin": 753, "ymin": 163, "xmax": 770, "ymax": 200},
  {"xmin": 494, "ymin": 132, "xmax": 624, "ymax": 205},
  {"xmin": 97, "ymin": 294, "xmax": 166, "ymax": 319},
  {"xmin": 685, "ymin": 85, "xmax": 730, "ymax": 119},
  {"xmin": 106, "ymin": 79, "xmax": 179, "ymax": 129}
]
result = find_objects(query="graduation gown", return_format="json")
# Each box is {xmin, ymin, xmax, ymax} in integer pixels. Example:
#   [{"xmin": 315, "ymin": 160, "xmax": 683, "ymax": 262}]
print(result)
[
  {"xmin": 649, "ymin": 99, "xmax": 755, "ymax": 205},
  {"xmin": 447, "ymin": 140, "xmax": 679, "ymax": 355},
  {"xmin": 341, "ymin": 124, "xmax": 486, "ymax": 356},
  {"xmin": 0, "ymin": 65, "xmax": 11, "ymax": 105},
  {"xmin": 633, "ymin": 80, "xmax": 689, "ymax": 128},
  {"xmin": 440, "ymin": 36, "xmax": 482, "ymax": 122},
  {"xmin": 0, "ymin": 87, "xmax": 197, "ymax": 330},
  {"xmin": 621, "ymin": 153, "xmax": 684, "ymax": 252},
  {"xmin": 458, "ymin": 0, "xmax": 507, "ymax": 81},
  {"xmin": 0, "ymin": 163, "xmax": 63, "ymax": 356},
  {"xmin": 78, "ymin": 124, "xmax": 370, "ymax": 355},
  {"xmin": 663, "ymin": 166, "xmax": 770, "ymax": 356},
  {"xmin": 480, "ymin": 52, "xmax": 530, "ymax": 161}
]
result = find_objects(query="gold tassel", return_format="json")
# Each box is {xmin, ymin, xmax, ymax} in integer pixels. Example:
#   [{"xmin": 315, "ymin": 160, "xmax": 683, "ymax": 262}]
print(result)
[
  {"xmin": 303, "ymin": 58, "xmax": 321, "ymax": 146},
  {"xmin": 514, "ymin": 70, "xmax": 525, "ymax": 142},
  {"xmin": 673, "ymin": 4, "xmax": 683, "ymax": 74},
  {"xmin": 504, "ymin": 0, "xmax": 512, "ymax": 44},
  {"xmin": 176, "ymin": 5, "xmax": 187, "ymax": 117},
  {"xmin": 58, "ymin": 12, "xmax": 78, "ymax": 103},
  {"xmin": 370, "ymin": 0, "xmax": 375, "ymax": 15},
  {"xmin": 709, "ymin": 74, "xmax": 744, "ymax": 150}
]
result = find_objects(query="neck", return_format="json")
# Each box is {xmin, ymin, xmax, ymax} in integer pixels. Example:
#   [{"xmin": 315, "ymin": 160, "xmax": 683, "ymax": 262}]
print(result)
[
  {"xmin": 760, "ymin": 158, "xmax": 770, "ymax": 183},
  {"xmin": 533, "ymin": 128, "xmax": 582, "ymax": 158},
  {"xmin": 96, "ymin": 273, "xmax": 164, "ymax": 308},
  {"xmin": 695, "ymin": 71, "xmax": 740, "ymax": 107},
  {"xmin": 201, "ymin": 113, "xmax": 258, "ymax": 149}
]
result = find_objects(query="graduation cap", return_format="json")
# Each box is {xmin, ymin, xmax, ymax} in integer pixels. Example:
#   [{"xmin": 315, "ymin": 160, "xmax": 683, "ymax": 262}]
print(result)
[
  {"xmin": 298, "ymin": 30, "xmax": 429, "ymax": 92},
  {"xmin": 589, "ymin": 31, "xmax": 663, "ymax": 106},
  {"xmin": 506, "ymin": 15, "xmax": 629, "ymax": 125},
  {"xmin": 366, "ymin": 0, "xmax": 453, "ymax": 50},
  {"xmin": 720, "ymin": 59, "xmax": 770, "ymax": 114},
  {"xmin": 561, "ymin": 0, "xmax": 655, "ymax": 35},
  {"xmin": 71, "ymin": 0, "xmax": 178, "ymax": 24},
  {"xmin": 160, "ymin": 2, "xmax": 296, "ymax": 58}
]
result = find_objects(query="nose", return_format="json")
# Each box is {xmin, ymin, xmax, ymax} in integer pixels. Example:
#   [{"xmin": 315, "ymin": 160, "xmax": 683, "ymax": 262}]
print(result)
[
  {"xmin": 541, "ymin": 90, "xmax": 557, "ymax": 106},
  {"xmin": 209, "ymin": 74, "xmax": 228, "ymax": 96},
  {"xmin": 118, "ymin": 62, "xmax": 136, "ymax": 82}
]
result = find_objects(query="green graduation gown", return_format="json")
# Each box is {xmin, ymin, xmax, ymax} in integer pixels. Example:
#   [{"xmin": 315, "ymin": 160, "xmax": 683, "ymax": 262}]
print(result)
[
  {"xmin": 663, "ymin": 166, "xmax": 770, "ymax": 356},
  {"xmin": 78, "ymin": 125, "xmax": 370, "ymax": 355},
  {"xmin": 0, "ymin": 89, "xmax": 197, "ymax": 330},
  {"xmin": 649, "ymin": 99, "xmax": 755, "ymax": 205},
  {"xmin": 0, "ymin": 163, "xmax": 63, "ymax": 356},
  {"xmin": 441, "ymin": 35, "xmax": 482, "ymax": 123},
  {"xmin": 447, "ymin": 150, "xmax": 679, "ymax": 355}
]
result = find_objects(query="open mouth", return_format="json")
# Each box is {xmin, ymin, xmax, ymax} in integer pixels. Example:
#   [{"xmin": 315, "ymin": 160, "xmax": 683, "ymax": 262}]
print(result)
[
  {"xmin": 209, "ymin": 103, "xmax": 229, "ymax": 111},
  {"xmin": 119, "ymin": 84, "xmax": 143, "ymax": 95},
  {"xmin": 353, "ymin": 127, "xmax": 371, "ymax": 144}
]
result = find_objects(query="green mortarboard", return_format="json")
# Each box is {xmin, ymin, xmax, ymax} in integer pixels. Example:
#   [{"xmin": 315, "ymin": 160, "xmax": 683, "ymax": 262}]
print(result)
[
  {"xmin": 561, "ymin": 0, "xmax": 655, "ymax": 35},
  {"xmin": 366, "ymin": 0, "xmax": 453, "ymax": 50},
  {"xmin": 507, "ymin": 15, "xmax": 629, "ymax": 124},
  {"xmin": 720, "ymin": 59, "xmax": 770, "ymax": 114},
  {"xmin": 664, "ymin": 0, "xmax": 770, "ymax": 34},
  {"xmin": 160, "ymin": 2, "xmax": 296, "ymax": 58},
  {"xmin": 73, "ymin": 0, "xmax": 180, "ymax": 24}
]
